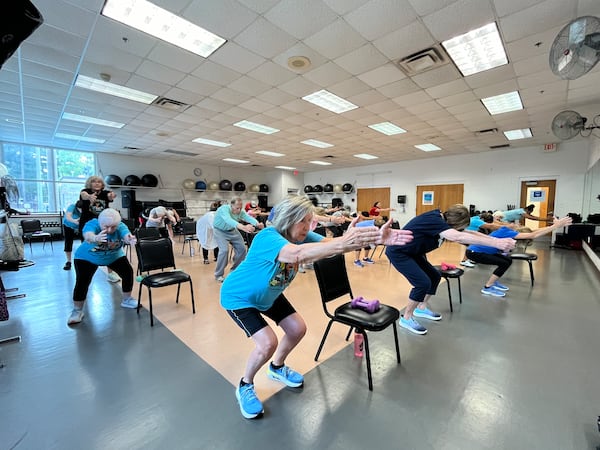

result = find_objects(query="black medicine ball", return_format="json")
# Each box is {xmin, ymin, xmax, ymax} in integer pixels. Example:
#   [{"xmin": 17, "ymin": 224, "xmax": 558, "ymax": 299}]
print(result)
[
  {"xmin": 195, "ymin": 181, "xmax": 207, "ymax": 191},
  {"xmin": 304, "ymin": 185, "xmax": 313, "ymax": 193},
  {"xmin": 234, "ymin": 181, "xmax": 246, "ymax": 192},
  {"xmin": 342, "ymin": 183, "xmax": 353, "ymax": 193},
  {"xmin": 313, "ymin": 184, "xmax": 323, "ymax": 193},
  {"xmin": 323, "ymin": 183, "xmax": 333, "ymax": 192},
  {"xmin": 141, "ymin": 174, "xmax": 158, "ymax": 187},
  {"xmin": 104, "ymin": 174, "xmax": 122, "ymax": 186},
  {"xmin": 259, "ymin": 184, "xmax": 269, "ymax": 192},
  {"xmin": 124, "ymin": 175, "xmax": 142, "ymax": 186},
  {"xmin": 219, "ymin": 179, "xmax": 233, "ymax": 191}
]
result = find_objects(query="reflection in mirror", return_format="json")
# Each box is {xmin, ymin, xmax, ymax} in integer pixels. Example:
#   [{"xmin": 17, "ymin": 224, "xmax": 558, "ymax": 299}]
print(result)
[{"xmin": 582, "ymin": 158, "xmax": 600, "ymax": 221}]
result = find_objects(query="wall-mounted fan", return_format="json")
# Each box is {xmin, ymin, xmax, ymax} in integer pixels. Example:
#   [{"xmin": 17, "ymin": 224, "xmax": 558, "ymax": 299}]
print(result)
[
  {"xmin": 551, "ymin": 110, "xmax": 600, "ymax": 140},
  {"xmin": 549, "ymin": 16, "xmax": 600, "ymax": 80}
]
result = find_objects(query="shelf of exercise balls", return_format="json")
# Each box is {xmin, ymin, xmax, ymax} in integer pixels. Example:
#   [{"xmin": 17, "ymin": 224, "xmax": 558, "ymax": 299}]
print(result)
[{"xmin": 107, "ymin": 185, "xmax": 155, "ymax": 189}]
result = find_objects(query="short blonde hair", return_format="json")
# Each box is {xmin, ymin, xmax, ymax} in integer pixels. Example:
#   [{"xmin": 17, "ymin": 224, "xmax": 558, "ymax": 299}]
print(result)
[{"xmin": 85, "ymin": 176, "xmax": 105, "ymax": 190}]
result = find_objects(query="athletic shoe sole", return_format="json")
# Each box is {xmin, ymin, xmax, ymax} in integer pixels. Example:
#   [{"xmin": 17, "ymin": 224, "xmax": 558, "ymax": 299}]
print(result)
[
  {"xmin": 267, "ymin": 369, "xmax": 304, "ymax": 388},
  {"xmin": 481, "ymin": 288, "xmax": 505, "ymax": 297},
  {"xmin": 399, "ymin": 319, "xmax": 427, "ymax": 335},
  {"xmin": 413, "ymin": 309, "xmax": 442, "ymax": 321},
  {"xmin": 235, "ymin": 388, "xmax": 263, "ymax": 419}
]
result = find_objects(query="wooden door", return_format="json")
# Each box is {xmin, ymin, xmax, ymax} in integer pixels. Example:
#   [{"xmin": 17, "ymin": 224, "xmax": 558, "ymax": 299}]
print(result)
[
  {"xmin": 415, "ymin": 184, "xmax": 464, "ymax": 215},
  {"xmin": 520, "ymin": 179, "xmax": 556, "ymax": 229},
  {"xmin": 356, "ymin": 187, "xmax": 391, "ymax": 216}
]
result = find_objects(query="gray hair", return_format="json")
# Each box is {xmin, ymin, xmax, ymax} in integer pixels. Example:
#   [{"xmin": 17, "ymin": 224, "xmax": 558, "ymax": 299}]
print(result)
[
  {"xmin": 271, "ymin": 195, "xmax": 315, "ymax": 239},
  {"xmin": 85, "ymin": 175, "xmax": 104, "ymax": 190},
  {"xmin": 98, "ymin": 208, "xmax": 122, "ymax": 227},
  {"xmin": 230, "ymin": 196, "xmax": 243, "ymax": 205}
]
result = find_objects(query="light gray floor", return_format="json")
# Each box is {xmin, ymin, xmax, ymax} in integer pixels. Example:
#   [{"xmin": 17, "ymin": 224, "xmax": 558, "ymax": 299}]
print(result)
[{"xmin": 1, "ymin": 241, "xmax": 599, "ymax": 450}]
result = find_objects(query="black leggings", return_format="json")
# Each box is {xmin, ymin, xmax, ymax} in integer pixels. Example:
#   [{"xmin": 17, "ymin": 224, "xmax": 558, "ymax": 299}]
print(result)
[
  {"xmin": 73, "ymin": 257, "xmax": 134, "ymax": 302},
  {"xmin": 465, "ymin": 250, "xmax": 512, "ymax": 278},
  {"xmin": 63, "ymin": 227, "xmax": 82, "ymax": 252},
  {"xmin": 202, "ymin": 247, "xmax": 219, "ymax": 260}
]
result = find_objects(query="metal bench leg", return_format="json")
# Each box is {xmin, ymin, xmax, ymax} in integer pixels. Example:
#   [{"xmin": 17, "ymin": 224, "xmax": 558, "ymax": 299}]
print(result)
[
  {"xmin": 527, "ymin": 261, "xmax": 535, "ymax": 286},
  {"xmin": 445, "ymin": 277, "xmax": 453, "ymax": 312}
]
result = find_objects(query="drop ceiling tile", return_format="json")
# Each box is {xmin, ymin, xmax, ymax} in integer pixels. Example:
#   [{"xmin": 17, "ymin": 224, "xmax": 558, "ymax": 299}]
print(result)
[
  {"xmin": 234, "ymin": 17, "xmax": 297, "ymax": 59},
  {"xmin": 304, "ymin": 18, "xmax": 367, "ymax": 60},
  {"xmin": 264, "ymin": 0, "xmax": 338, "ymax": 40},
  {"xmin": 345, "ymin": 0, "xmax": 417, "ymax": 41}
]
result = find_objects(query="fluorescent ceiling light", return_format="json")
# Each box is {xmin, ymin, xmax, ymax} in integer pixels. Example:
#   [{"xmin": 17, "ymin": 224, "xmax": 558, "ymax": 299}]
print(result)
[
  {"xmin": 354, "ymin": 153, "xmax": 379, "ymax": 160},
  {"xmin": 256, "ymin": 150, "xmax": 284, "ymax": 157},
  {"xmin": 481, "ymin": 91, "xmax": 523, "ymax": 115},
  {"xmin": 415, "ymin": 143, "xmax": 441, "ymax": 152},
  {"xmin": 55, "ymin": 133, "xmax": 106, "ymax": 144},
  {"xmin": 503, "ymin": 128, "xmax": 532, "ymax": 140},
  {"xmin": 368, "ymin": 122, "xmax": 406, "ymax": 135},
  {"xmin": 62, "ymin": 112, "xmax": 124, "ymax": 128},
  {"xmin": 275, "ymin": 166, "xmax": 296, "ymax": 170},
  {"xmin": 101, "ymin": 0, "xmax": 226, "ymax": 58},
  {"xmin": 223, "ymin": 158, "xmax": 249, "ymax": 164},
  {"xmin": 309, "ymin": 160, "xmax": 332, "ymax": 166},
  {"xmin": 233, "ymin": 120, "xmax": 279, "ymax": 134},
  {"xmin": 301, "ymin": 139, "xmax": 333, "ymax": 148},
  {"xmin": 75, "ymin": 74, "xmax": 158, "ymax": 104},
  {"xmin": 302, "ymin": 89, "xmax": 358, "ymax": 114},
  {"xmin": 192, "ymin": 137, "xmax": 231, "ymax": 147},
  {"xmin": 442, "ymin": 22, "xmax": 508, "ymax": 76}
]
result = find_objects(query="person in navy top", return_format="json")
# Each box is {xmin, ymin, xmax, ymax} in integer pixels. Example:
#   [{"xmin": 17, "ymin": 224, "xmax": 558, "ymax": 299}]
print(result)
[
  {"xmin": 386, "ymin": 205, "xmax": 516, "ymax": 335},
  {"xmin": 466, "ymin": 215, "xmax": 572, "ymax": 297}
]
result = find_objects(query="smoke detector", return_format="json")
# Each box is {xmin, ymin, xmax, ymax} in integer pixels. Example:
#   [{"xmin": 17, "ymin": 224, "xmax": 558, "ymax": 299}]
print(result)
[{"xmin": 287, "ymin": 56, "xmax": 311, "ymax": 71}]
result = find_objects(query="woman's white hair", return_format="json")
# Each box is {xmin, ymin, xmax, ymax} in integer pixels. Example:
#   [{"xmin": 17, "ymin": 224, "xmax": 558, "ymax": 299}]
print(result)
[{"xmin": 98, "ymin": 208, "xmax": 122, "ymax": 227}]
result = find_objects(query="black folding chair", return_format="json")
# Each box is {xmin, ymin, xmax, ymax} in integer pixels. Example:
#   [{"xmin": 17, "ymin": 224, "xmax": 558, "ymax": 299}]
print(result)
[{"xmin": 20, "ymin": 219, "xmax": 53, "ymax": 253}]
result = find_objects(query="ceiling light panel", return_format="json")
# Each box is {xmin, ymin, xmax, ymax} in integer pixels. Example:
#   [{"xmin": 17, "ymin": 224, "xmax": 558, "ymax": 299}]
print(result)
[
  {"xmin": 354, "ymin": 153, "xmax": 378, "ymax": 160},
  {"xmin": 55, "ymin": 133, "xmax": 106, "ymax": 143},
  {"xmin": 223, "ymin": 158, "xmax": 249, "ymax": 164},
  {"xmin": 101, "ymin": 0, "xmax": 226, "ymax": 58},
  {"xmin": 75, "ymin": 75, "xmax": 158, "ymax": 104},
  {"xmin": 192, "ymin": 137, "xmax": 231, "ymax": 147},
  {"xmin": 481, "ymin": 91, "xmax": 523, "ymax": 115},
  {"xmin": 302, "ymin": 90, "xmax": 358, "ymax": 114},
  {"xmin": 414, "ymin": 143, "xmax": 441, "ymax": 152},
  {"xmin": 233, "ymin": 120, "xmax": 279, "ymax": 134},
  {"xmin": 309, "ymin": 160, "xmax": 333, "ymax": 166},
  {"xmin": 275, "ymin": 166, "xmax": 296, "ymax": 170},
  {"xmin": 442, "ymin": 22, "xmax": 508, "ymax": 77},
  {"xmin": 62, "ymin": 112, "xmax": 125, "ymax": 128},
  {"xmin": 368, "ymin": 122, "xmax": 407, "ymax": 135},
  {"xmin": 256, "ymin": 150, "xmax": 284, "ymax": 157},
  {"xmin": 301, "ymin": 139, "xmax": 334, "ymax": 148},
  {"xmin": 503, "ymin": 128, "xmax": 532, "ymax": 140}
]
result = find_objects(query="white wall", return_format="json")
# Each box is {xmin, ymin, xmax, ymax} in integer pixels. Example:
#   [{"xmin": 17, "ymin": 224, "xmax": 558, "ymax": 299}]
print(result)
[{"xmin": 303, "ymin": 141, "xmax": 590, "ymax": 224}]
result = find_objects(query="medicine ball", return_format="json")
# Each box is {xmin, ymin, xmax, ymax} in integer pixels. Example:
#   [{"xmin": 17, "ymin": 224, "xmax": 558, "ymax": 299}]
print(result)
[
  {"xmin": 182, "ymin": 178, "xmax": 195, "ymax": 190},
  {"xmin": 333, "ymin": 183, "xmax": 343, "ymax": 193},
  {"xmin": 124, "ymin": 175, "xmax": 142, "ymax": 186},
  {"xmin": 219, "ymin": 179, "xmax": 232, "ymax": 191},
  {"xmin": 104, "ymin": 174, "xmax": 122, "ymax": 186},
  {"xmin": 324, "ymin": 183, "xmax": 333, "ymax": 192},
  {"xmin": 195, "ymin": 180, "xmax": 207, "ymax": 191},
  {"xmin": 259, "ymin": 183, "xmax": 269, "ymax": 193},
  {"xmin": 313, "ymin": 184, "xmax": 323, "ymax": 193},
  {"xmin": 234, "ymin": 181, "xmax": 246, "ymax": 192},
  {"xmin": 304, "ymin": 185, "xmax": 313, "ymax": 193},
  {"xmin": 342, "ymin": 183, "xmax": 353, "ymax": 193},
  {"xmin": 208, "ymin": 181, "xmax": 219, "ymax": 190},
  {"xmin": 249, "ymin": 184, "xmax": 260, "ymax": 193},
  {"xmin": 141, "ymin": 174, "xmax": 158, "ymax": 187}
]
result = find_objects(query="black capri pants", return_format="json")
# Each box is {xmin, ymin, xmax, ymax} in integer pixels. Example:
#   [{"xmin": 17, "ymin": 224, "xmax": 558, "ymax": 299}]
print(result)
[
  {"xmin": 465, "ymin": 250, "xmax": 512, "ymax": 277},
  {"xmin": 387, "ymin": 252, "xmax": 441, "ymax": 302}
]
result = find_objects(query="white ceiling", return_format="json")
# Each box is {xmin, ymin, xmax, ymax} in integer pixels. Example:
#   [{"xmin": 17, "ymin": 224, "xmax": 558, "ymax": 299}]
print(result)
[{"xmin": 1, "ymin": 0, "xmax": 600, "ymax": 172}]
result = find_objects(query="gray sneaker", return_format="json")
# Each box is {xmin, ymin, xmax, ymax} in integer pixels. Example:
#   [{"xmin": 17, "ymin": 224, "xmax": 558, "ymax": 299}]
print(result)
[
  {"xmin": 67, "ymin": 308, "xmax": 84, "ymax": 325},
  {"xmin": 120, "ymin": 297, "xmax": 138, "ymax": 309}
]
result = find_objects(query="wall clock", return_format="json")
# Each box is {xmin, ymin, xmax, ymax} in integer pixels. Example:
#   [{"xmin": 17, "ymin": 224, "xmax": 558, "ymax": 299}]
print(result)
[{"xmin": 193, "ymin": 168, "xmax": 202, "ymax": 176}]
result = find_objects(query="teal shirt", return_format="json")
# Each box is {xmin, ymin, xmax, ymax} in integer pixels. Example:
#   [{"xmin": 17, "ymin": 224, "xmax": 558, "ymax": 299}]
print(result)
[
  {"xmin": 62, "ymin": 203, "xmax": 81, "ymax": 230},
  {"xmin": 213, "ymin": 204, "xmax": 258, "ymax": 231},
  {"xmin": 74, "ymin": 219, "xmax": 129, "ymax": 265},
  {"xmin": 220, "ymin": 227, "xmax": 323, "ymax": 311}
]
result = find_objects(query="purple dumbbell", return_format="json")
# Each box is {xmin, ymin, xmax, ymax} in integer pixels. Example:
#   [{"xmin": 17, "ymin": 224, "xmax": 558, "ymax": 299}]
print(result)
[{"xmin": 351, "ymin": 296, "xmax": 381, "ymax": 313}]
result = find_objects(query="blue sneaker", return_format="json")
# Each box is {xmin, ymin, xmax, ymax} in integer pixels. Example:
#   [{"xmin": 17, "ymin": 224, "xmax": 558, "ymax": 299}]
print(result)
[
  {"xmin": 362, "ymin": 257, "xmax": 374, "ymax": 264},
  {"xmin": 493, "ymin": 281, "xmax": 509, "ymax": 291},
  {"xmin": 267, "ymin": 364, "xmax": 304, "ymax": 387},
  {"xmin": 413, "ymin": 307, "xmax": 442, "ymax": 321},
  {"xmin": 235, "ymin": 383, "xmax": 264, "ymax": 419},
  {"xmin": 481, "ymin": 285, "xmax": 506, "ymax": 297},
  {"xmin": 399, "ymin": 316, "xmax": 427, "ymax": 335},
  {"xmin": 354, "ymin": 260, "xmax": 364, "ymax": 267}
]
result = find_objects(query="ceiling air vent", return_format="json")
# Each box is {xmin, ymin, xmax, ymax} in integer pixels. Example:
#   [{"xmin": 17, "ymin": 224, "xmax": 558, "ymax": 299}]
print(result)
[
  {"xmin": 152, "ymin": 97, "xmax": 191, "ymax": 112},
  {"xmin": 489, "ymin": 144, "xmax": 510, "ymax": 149},
  {"xmin": 475, "ymin": 128, "xmax": 498, "ymax": 136},
  {"xmin": 164, "ymin": 149, "xmax": 197, "ymax": 156},
  {"xmin": 396, "ymin": 44, "xmax": 450, "ymax": 76}
]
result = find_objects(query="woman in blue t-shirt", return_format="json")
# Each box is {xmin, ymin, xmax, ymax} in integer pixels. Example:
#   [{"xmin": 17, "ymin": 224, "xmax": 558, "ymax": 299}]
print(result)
[
  {"xmin": 221, "ymin": 195, "xmax": 413, "ymax": 419},
  {"xmin": 466, "ymin": 215, "xmax": 572, "ymax": 297},
  {"xmin": 67, "ymin": 209, "xmax": 137, "ymax": 326},
  {"xmin": 386, "ymin": 205, "xmax": 517, "ymax": 336}
]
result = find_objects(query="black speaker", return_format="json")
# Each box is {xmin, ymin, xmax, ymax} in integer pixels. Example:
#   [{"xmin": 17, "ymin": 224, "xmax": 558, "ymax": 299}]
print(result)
[
  {"xmin": 332, "ymin": 198, "xmax": 343, "ymax": 208},
  {"xmin": 258, "ymin": 196, "xmax": 268, "ymax": 210},
  {"xmin": 397, "ymin": 195, "xmax": 407, "ymax": 204},
  {"xmin": 121, "ymin": 190, "xmax": 136, "ymax": 209}
]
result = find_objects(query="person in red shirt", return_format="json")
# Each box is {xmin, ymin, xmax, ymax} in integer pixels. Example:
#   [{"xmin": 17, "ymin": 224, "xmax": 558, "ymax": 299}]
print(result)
[{"xmin": 369, "ymin": 201, "xmax": 395, "ymax": 217}]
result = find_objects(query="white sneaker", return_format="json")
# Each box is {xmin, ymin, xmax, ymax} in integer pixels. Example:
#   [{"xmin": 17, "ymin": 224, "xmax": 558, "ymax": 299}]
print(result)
[
  {"xmin": 120, "ymin": 296, "xmax": 138, "ymax": 309},
  {"xmin": 215, "ymin": 275, "xmax": 225, "ymax": 282},
  {"xmin": 67, "ymin": 308, "xmax": 84, "ymax": 325},
  {"xmin": 460, "ymin": 260, "xmax": 475, "ymax": 268},
  {"xmin": 107, "ymin": 272, "xmax": 121, "ymax": 283}
]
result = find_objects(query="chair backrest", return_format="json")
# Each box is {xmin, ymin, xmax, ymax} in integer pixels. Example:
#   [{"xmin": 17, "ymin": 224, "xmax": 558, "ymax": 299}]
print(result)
[
  {"xmin": 122, "ymin": 218, "xmax": 136, "ymax": 232},
  {"xmin": 135, "ymin": 237, "xmax": 177, "ymax": 273},
  {"xmin": 20, "ymin": 219, "xmax": 42, "ymax": 234},
  {"xmin": 182, "ymin": 221, "xmax": 197, "ymax": 235},
  {"xmin": 313, "ymin": 254, "xmax": 354, "ymax": 304},
  {"xmin": 134, "ymin": 227, "xmax": 161, "ymax": 240}
]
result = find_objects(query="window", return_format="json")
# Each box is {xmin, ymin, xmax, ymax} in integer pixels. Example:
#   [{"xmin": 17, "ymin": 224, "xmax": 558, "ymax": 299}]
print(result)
[{"xmin": 1, "ymin": 142, "xmax": 95, "ymax": 213}]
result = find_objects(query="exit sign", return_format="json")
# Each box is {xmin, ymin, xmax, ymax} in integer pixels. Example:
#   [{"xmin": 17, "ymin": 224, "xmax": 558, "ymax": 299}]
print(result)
[{"xmin": 544, "ymin": 143, "xmax": 558, "ymax": 152}]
